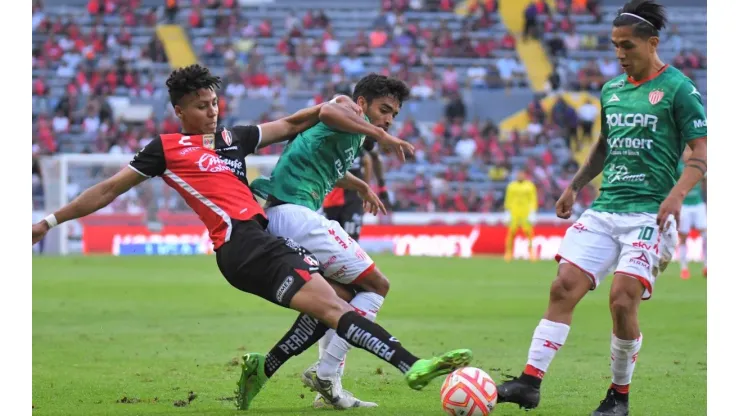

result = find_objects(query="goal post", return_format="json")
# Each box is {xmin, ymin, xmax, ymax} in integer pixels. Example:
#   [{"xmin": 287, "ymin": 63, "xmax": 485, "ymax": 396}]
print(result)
[{"xmin": 37, "ymin": 153, "xmax": 279, "ymax": 255}]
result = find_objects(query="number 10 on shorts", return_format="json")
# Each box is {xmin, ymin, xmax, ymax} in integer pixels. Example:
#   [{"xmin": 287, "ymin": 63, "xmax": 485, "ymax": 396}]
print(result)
[{"xmin": 638, "ymin": 226, "xmax": 654, "ymax": 241}]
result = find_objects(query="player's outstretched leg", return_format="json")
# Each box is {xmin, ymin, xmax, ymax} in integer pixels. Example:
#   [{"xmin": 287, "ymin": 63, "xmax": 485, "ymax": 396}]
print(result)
[
  {"xmin": 308, "ymin": 269, "xmax": 389, "ymax": 409},
  {"xmin": 497, "ymin": 263, "xmax": 591, "ymax": 410},
  {"xmin": 235, "ymin": 313, "xmax": 329, "ymax": 410},
  {"xmin": 291, "ymin": 275, "xmax": 472, "ymax": 403}
]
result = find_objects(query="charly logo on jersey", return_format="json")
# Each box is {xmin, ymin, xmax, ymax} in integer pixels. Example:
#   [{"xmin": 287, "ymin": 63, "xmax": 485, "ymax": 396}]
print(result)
[
  {"xmin": 605, "ymin": 164, "xmax": 646, "ymax": 184},
  {"xmin": 606, "ymin": 113, "xmax": 658, "ymax": 132},
  {"xmin": 648, "ymin": 89, "xmax": 664, "ymax": 105},
  {"xmin": 689, "ymin": 86, "xmax": 702, "ymax": 98}
]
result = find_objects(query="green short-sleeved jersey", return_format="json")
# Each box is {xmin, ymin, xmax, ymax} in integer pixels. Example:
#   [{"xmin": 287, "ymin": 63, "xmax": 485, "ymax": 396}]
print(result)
[
  {"xmin": 250, "ymin": 119, "xmax": 367, "ymax": 211},
  {"xmin": 592, "ymin": 65, "xmax": 707, "ymax": 213}
]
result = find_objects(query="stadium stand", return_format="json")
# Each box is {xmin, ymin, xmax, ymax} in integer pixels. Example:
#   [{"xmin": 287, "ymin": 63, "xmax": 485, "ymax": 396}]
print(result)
[{"xmin": 32, "ymin": 0, "xmax": 707, "ymax": 215}]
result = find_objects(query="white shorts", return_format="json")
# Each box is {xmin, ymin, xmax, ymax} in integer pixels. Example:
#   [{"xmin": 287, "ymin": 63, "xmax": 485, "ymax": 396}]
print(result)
[
  {"xmin": 556, "ymin": 209, "xmax": 678, "ymax": 300},
  {"xmin": 265, "ymin": 204, "xmax": 375, "ymax": 285},
  {"xmin": 679, "ymin": 203, "xmax": 707, "ymax": 234}
]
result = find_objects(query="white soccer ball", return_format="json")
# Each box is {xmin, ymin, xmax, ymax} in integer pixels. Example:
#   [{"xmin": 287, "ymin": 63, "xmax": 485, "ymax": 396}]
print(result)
[{"xmin": 440, "ymin": 367, "xmax": 498, "ymax": 416}]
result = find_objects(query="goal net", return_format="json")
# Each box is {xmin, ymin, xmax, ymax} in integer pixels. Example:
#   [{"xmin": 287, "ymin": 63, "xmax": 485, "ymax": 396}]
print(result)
[{"xmin": 37, "ymin": 153, "xmax": 279, "ymax": 255}]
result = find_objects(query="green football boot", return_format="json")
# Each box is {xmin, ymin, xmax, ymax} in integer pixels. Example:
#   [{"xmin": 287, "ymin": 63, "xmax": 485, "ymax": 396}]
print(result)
[
  {"xmin": 404, "ymin": 349, "xmax": 473, "ymax": 390},
  {"xmin": 234, "ymin": 353, "xmax": 268, "ymax": 410}
]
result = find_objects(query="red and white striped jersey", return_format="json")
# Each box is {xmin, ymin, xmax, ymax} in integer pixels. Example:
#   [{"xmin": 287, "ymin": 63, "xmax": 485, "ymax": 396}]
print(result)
[{"xmin": 128, "ymin": 126, "xmax": 265, "ymax": 249}]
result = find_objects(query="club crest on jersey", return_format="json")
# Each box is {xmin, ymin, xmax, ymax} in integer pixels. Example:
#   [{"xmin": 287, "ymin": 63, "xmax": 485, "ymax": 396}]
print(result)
[
  {"xmin": 222, "ymin": 129, "xmax": 233, "ymax": 146},
  {"xmin": 648, "ymin": 90, "xmax": 664, "ymax": 105},
  {"xmin": 202, "ymin": 134, "xmax": 215, "ymax": 150}
]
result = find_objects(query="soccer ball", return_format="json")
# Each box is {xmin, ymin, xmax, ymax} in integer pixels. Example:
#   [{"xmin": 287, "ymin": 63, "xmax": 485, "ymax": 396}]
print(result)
[{"xmin": 440, "ymin": 367, "xmax": 498, "ymax": 416}]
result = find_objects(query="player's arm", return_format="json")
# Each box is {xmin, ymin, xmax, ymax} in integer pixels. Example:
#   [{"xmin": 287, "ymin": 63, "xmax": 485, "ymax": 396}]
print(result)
[
  {"xmin": 32, "ymin": 138, "xmax": 166, "ymax": 245},
  {"xmin": 569, "ymin": 133, "xmax": 607, "ymax": 193},
  {"xmin": 658, "ymin": 80, "xmax": 708, "ymax": 229},
  {"xmin": 337, "ymin": 172, "xmax": 387, "ymax": 216},
  {"xmin": 257, "ymin": 95, "xmax": 359, "ymax": 149},
  {"xmin": 318, "ymin": 104, "xmax": 414, "ymax": 161}
]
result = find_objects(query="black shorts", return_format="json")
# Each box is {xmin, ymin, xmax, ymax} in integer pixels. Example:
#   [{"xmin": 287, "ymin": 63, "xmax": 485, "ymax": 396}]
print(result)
[
  {"xmin": 324, "ymin": 201, "xmax": 364, "ymax": 241},
  {"xmin": 215, "ymin": 218, "xmax": 322, "ymax": 307}
]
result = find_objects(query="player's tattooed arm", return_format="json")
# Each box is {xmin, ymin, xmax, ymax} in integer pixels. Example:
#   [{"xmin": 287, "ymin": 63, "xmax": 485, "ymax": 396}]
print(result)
[
  {"xmin": 569, "ymin": 133, "xmax": 607, "ymax": 193},
  {"xmin": 670, "ymin": 138, "xmax": 707, "ymax": 199}
]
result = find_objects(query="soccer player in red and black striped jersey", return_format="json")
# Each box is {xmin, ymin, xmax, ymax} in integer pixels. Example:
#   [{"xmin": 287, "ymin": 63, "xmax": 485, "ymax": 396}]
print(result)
[{"xmin": 31, "ymin": 64, "xmax": 472, "ymax": 410}]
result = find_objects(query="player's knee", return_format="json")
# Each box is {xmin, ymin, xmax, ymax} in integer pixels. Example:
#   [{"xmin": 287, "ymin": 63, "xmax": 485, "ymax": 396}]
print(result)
[
  {"xmin": 609, "ymin": 290, "xmax": 639, "ymax": 318},
  {"xmin": 550, "ymin": 271, "xmax": 588, "ymax": 305},
  {"xmin": 315, "ymin": 294, "xmax": 353, "ymax": 328},
  {"xmin": 356, "ymin": 269, "xmax": 390, "ymax": 297}
]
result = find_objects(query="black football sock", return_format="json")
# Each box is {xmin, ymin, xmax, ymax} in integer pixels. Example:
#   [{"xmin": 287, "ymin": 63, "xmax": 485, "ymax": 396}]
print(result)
[
  {"xmin": 264, "ymin": 313, "xmax": 329, "ymax": 378},
  {"xmin": 336, "ymin": 311, "xmax": 419, "ymax": 374}
]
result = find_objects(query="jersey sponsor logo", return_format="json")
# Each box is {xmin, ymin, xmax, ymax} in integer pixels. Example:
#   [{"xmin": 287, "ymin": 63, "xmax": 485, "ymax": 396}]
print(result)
[
  {"xmin": 609, "ymin": 79, "xmax": 625, "ymax": 89},
  {"xmin": 196, "ymin": 153, "xmax": 231, "ymax": 173},
  {"xmin": 328, "ymin": 228, "xmax": 349, "ymax": 249},
  {"xmin": 344, "ymin": 323, "xmax": 396, "ymax": 361},
  {"xmin": 606, "ymin": 113, "xmax": 658, "ymax": 132},
  {"xmin": 632, "ymin": 241, "xmax": 659, "ymax": 254},
  {"xmin": 277, "ymin": 313, "xmax": 318, "ymax": 352},
  {"xmin": 327, "ymin": 264, "xmax": 348, "ymax": 280},
  {"xmin": 606, "ymin": 137, "xmax": 654, "ymax": 157},
  {"xmin": 216, "ymin": 145, "xmax": 238, "ymax": 152},
  {"xmin": 693, "ymin": 119, "xmax": 707, "ymax": 129},
  {"xmin": 275, "ymin": 275, "xmax": 295, "ymax": 303},
  {"xmin": 222, "ymin": 129, "xmax": 233, "ymax": 146},
  {"xmin": 629, "ymin": 252, "xmax": 650, "ymax": 269},
  {"xmin": 607, "ymin": 94, "xmax": 620, "ymax": 103},
  {"xmin": 605, "ymin": 164, "xmax": 647, "ymax": 184},
  {"xmin": 179, "ymin": 146, "xmax": 200, "ymax": 155},
  {"xmin": 203, "ymin": 134, "xmax": 215, "ymax": 150},
  {"xmin": 648, "ymin": 90, "xmax": 664, "ymax": 105}
]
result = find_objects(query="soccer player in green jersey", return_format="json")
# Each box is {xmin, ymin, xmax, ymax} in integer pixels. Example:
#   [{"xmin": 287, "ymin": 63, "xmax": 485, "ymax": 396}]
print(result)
[
  {"xmin": 497, "ymin": 1, "xmax": 707, "ymax": 415},
  {"xmin": 677, "ymin": 146, "xmax": 707, "ymax": 279},
  {"xmin": 238, "ymin": 74, "xmax": 471, "ymax": 410}
]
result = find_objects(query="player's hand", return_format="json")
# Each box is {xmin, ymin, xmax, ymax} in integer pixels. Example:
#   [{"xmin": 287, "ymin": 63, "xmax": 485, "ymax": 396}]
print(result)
[
  {"xmin": 376, "ymin": 131, "xmax": 415, "ymax": 162},
  {"xmin": 555, "ymin": 187, "xmax": 577, "ymax": 219},
  {"xmin": 359, "ymin": 186, "xmax": 387, "ymax": 216},
  {"xmin": 657, "ymin": 192, "xmax": 683, "ymax": 232},
  {"xmin": 32, "ymin": 221, "xmax": 50, "ymax": 245},
  {"xmin": 333, "ymin": 95, "xmax": 363, "ymax": 116}
]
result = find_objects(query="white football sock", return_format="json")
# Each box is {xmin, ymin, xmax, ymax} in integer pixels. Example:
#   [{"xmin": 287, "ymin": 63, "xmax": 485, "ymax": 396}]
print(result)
[
  {"xmin": 318, "ymin": 330, "xmax": 333, "ymax": 361},
  {"xmin": 611, "ymin": 333, "xmax": 643, "ymax": 387},
  {"xmin": 679, "ymin": 243, "xmax": 688, "ymax": 270},
  {"xmin": 702, "ymin": 231, "xmax": 707, "ymax": 268},
  {"xmin": 317, "ymin": 292, "xmax": 384, "ymax": 379},
  {"xmin": 525, "ymin": 319, "xmax": 570, "ymax": 377}
]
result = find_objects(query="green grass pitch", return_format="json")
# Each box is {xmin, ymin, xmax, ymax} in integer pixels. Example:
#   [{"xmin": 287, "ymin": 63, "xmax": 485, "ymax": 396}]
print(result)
[{"xmin": 32, "ymin": 255, "xmax": 706, "ymax": 415}]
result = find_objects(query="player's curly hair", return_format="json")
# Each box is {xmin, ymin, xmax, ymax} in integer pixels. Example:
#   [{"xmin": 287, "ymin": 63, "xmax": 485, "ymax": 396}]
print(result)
[
  {"xmin": 166, "ymin": 64, "xmax": 222, "ymax": 107},
  {"xmin": 614, "ymin": 0, "xmax": 667, "ymax": 38},
  {"xmin": 352, "ymin": 73, "xmax": 410, "ymax": 107}
]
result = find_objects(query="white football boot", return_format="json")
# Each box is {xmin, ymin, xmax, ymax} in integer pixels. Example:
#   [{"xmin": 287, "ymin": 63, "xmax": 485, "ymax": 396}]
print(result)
[{"xmin": 301, "ymin": 362, "xmax": 378, "ymax": 409}]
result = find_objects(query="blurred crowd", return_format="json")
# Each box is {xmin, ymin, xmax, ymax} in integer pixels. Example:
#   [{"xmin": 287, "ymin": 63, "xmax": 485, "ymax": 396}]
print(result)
[{"xmin": 32, "ymin": 0, "xmax": 703, "ymax": 215}]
